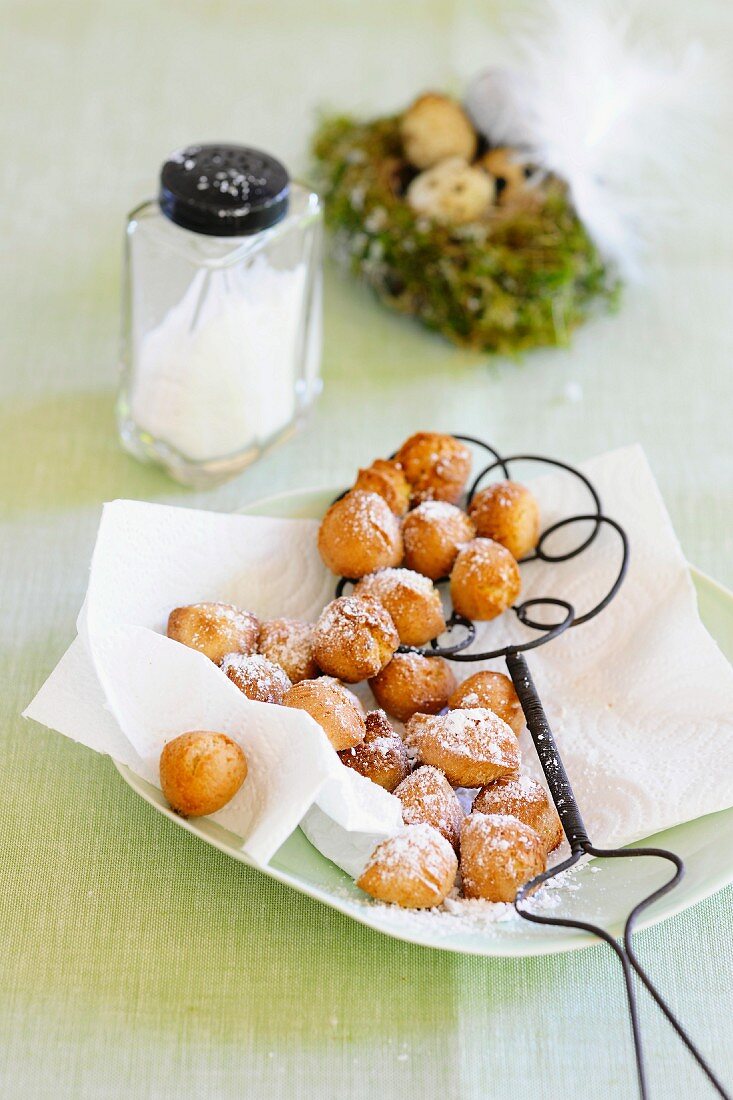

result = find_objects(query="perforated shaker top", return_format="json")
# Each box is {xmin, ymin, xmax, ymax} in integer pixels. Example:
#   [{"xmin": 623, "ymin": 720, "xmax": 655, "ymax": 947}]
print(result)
[{"xmin": 159, "ymin": 144, "xmax": 290, "ymax": 236}]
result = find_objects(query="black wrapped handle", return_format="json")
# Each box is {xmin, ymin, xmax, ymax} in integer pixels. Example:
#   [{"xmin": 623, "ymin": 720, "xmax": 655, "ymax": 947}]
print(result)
[{"xmin": 505, "ymin": 650, "xmax": 590, "ymax": 853}]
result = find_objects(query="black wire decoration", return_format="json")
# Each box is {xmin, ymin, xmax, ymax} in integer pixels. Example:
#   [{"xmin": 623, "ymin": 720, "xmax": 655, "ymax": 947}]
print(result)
[{"xmin": 333, "ymin": 435, "xmax": 731, "ymax": 1100}]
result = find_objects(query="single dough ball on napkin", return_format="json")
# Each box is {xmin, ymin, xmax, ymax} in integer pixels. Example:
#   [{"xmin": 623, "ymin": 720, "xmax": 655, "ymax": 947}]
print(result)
[
  {"xmin": 357, "ymin": 823, "xmax": 458, "ymax": 909},
  {"xmin": 405, "ymin": 707, "xmax": 519, "ymax": 787},
  {"xmin": 167, "ymin": 602, "xmax": 260, "ymax": 665},
  {"xmin": 353, "ymin": 459, "xmax": 411, "ymax": 517},
  {"xmin": 450, "ymin": 538, "xmax": 521, "ymax": 621},
  {"xmin": 159, "ymin": 731, "xmax": 247, "ymax": 817},
  {"xmin": 449, "ymin": 670, "xmax": 524, "ymax": 737},
  {"xmin": 339, "ymin": 710, "xmax": 410, "ymax": 791},
  {"xmin": 473, "ymin": 774, "xmax": 563, "ymax": 854},
  {"xmin": 318, "ymin": 490, "xmax": 404, "ymax": 579},
  {"xmin": 460, "ymin": 812, "xmax": 546, "ymax": 902},
  {"xmin": 370, "ymin": 651, "xmax": 457, "ymax": 722},
  {"xmin": 283, "ymin": 676, "xmax": 365, "ymax": 751},
  {"xmin": 353, "ymin": 567, "xmax": 446, "ymax": 647},
  {"xmin": 258, "ymin": 618, "xmax": 319, "ymax": 683},
  {"xmin": 394, "ymin": 765, "xmax": 464, "ymax": 850},
  {"xmin": 402, "ymin": 501, "xmax": 476, "ymax": 580},
  {"xmin": 221, "ymin": 652, "xmax": 291, "ymax": 704},
  {"xmin": 395, "ymin": 432, "xmax": 472, "ymax": 506},
  {"xmin": 468, "ymin": 480, "xmax": 540, "ymax": 561},
  {"xmin": 313, "ymin": 595, "xmax": 399, "ymax": 682}
]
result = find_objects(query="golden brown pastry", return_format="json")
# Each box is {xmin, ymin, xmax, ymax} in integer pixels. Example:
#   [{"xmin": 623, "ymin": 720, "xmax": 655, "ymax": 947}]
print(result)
[
  {"xmin": 283, "ymin": 676, "xmax": 365, "ymax": 751},
  {"xmin": 356, "ymin": 823, "xmax": 458, "ymax": 908},
  {"xmin": 167, "ymin": 602, "xmax": 260, "ymax": 665},
  {"xmin": 473, "ymin": 774, "xmax": 563, "ymax": 854},
  {"xmin": 363, "ymin": 709, "xmax": 395, "ymax": 740},
  {"xmin": 407, "ymin": 157, "xmax": 494, "ymax": 225},
  {"xmin": 402, "ymin": 501, "xmax": 476, "ymax": 580},
  {"xmin": 258, "ymin": 618, "xmax": 319, "ymax": 683},
  {"xmin": 369, "ymin": 652, "xmax": 457, "ymax": 722},
  {"xmin": 353, "ymin": 568, "xmax": 446, "ymax": 647},
  {"xmin": 159, "ymin": 731, "xmax": 247, "ymax": 817},
  {"xmin": 353, "ymin": 459, "xmax": 411, "ymax": 517},
  {"xmin": 400, "ymin": 93, "xmax": 477, "ymax": 169},
  {"xmin": 221, "ymin": 652, "xmax": 291, "ymax": 704},
  {"xmin": 478, "ymin": 148, "xmax": 531, "ymax": 206},
  {"xmin": 318, "ymin": 490, "xmax": 404, "ymax": 579},
  {"xmin": 460, "ymin": 812, "xmax": 546, "ymax": 902},
  {"xmin": 405, "ymin": 707, "xmax": 519, "ymax": 787},
  {"xmin": 313, "ymin": 595, "xmax": 399, "ymax": 683},
  {"xmin": 450, "ymin": 538, "xmax": 521, "ymax": 620},
  {"xmin": 448, "ymin": 670, "xmax": 524, "ymax": 737},
  {"xmin": 339, "ymin": 710, "xmax": 410, "ymax": 791},
  {"xmin": 468, "ymin": 480, "xmax": 540, "ymax": 560},
  {"xmin": 395, "ymin": 432, "xmax": 472, "ymax": 506},
  {"xmin": 394, "ymin": 765, "xmax": 464, "ymax": 851}
]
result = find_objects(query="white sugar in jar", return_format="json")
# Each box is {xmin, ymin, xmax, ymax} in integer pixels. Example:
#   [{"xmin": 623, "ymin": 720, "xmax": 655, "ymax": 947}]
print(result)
[{"xmin": 117, "ymin": 144, "xmax": 322, "ymax": 487}]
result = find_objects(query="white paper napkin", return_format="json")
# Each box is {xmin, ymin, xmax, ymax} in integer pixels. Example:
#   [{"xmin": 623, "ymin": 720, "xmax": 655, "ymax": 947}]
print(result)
[{"xmin": 24, "ymin": 445, "xmax": 733, "ymax": 876}]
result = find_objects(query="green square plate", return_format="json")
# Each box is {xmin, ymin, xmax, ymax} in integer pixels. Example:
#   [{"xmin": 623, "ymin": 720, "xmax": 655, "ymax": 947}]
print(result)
[{"xmin": 115, "ymin": 488, "xmax": 733, "ymax": 956}]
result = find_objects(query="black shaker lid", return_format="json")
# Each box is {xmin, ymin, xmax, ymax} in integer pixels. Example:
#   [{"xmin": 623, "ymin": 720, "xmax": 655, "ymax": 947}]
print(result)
[{"xmin": 159, "ymin": 144, "xmax": 290, "ymax": 236}]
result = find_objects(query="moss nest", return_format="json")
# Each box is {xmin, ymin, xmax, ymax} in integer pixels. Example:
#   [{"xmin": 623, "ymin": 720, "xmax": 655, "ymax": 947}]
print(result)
[{"xmin": 312, "ymin": 113, "xmax": 619, "ymax": 355}]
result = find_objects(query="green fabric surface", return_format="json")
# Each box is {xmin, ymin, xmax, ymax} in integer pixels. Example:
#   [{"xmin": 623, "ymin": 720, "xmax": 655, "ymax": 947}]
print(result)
[{"xmin": 2, "ymin": 0, "xmax": 733, "ymax": 1097}]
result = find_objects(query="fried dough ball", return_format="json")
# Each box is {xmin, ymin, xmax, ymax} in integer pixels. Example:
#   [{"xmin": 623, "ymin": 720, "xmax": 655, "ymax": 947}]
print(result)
[
  {"xmin": 407, "ymin": 156, "xmax": 494, "ymax": 226},
  {"xmin": 357, "ymin": 823, "xmax": 458, "ymax": 909},
  {"xmin": 394, "ymin": 765, "xmax": 464, "ymax": 851},
  {"xmin": 448, "ymin": 671, "xmax": 524, "ymax": 737},
  {"xmin": 450, "ymin": 538, "xmax": 521, "ymax": 620},
  {"xmin": 369, "ymin": 652, "xmax": 457, "ymax": 722},
  {"xmin": 160, "ymin": 731, "xmax": 247, "ymax": 817},
  {"xmin": 339, "ymin": 711, "xmax": 410, "ymax": 791},
  {"xmin": 405, "ymin": 707, "xmax": 519, "ymax": 787},
  {"xmin": 318, "ymin": 490, "xmax": 404, "ymax": 579},
  {"xmin": 363, "ymin": 708, "xmax": 395, "ymax": 741},
  {"xmin": 400, "ymin": 93, "xmax": 477, "ymax": 169},
  {"xmin": 395, "ymin": 432, "xmax": 472, "ymax": 506},
  {"xmin": 313, "ymin": 595, "xmax": 399, "ymax": 683},
  {"xmin": 167, "ymin": 602, "xmax": 260, "ymax": 665},
  {"xmin": 468, "ymin": 480, "xmax": 540, "ymax": 560},
  {"xmin": 283, "ymin": 676, "xmax": 365, "ymax": 751},
  {"xmin": 221, "ymin": 652, "xmax": 291, "ymax": 704},
  {"xmin": 353, "ymin": 568, "xmax": 446, "ymax": 647},
  {"xmin": 353, "ymin": 459, "xmax": 411, "ymax": 517},
  {"xmin": 460, "ymin": 812, "xmax": 546, "ymax": 902},
  {"xmin": 258, "ymin": 618, "xmax": 319, "ymax": 683},
  {"xmin": 402, "ymin": 501, "xmax": 476, "ymax": 580},
  {"xmin": 473, "ymin": 774, "xmax": 563, "ymax": 854},
  {"xmin": 478, "ymin": 147, "xmax": 531, "ymax": 206}
]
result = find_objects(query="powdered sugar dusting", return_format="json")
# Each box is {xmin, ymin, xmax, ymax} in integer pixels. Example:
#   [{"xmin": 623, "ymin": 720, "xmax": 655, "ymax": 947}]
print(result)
[
  {"xmin": 351, "ymin": 863, "xmax": 583, "ymax": 935},
  {"xmin": 356, "ymin": 567, "xmax": 437, "ymax": 600},
  {"xmin": 324, "ymin": 491, "xmax": 400, "ymax": 554},
  {"xmin": 258, "ymin": 618, "xmax": 317, "ymax": 683},
  {"xmin": 317, "ymin": 594, "xmax": 395, "ymax": 643},
  {"xmin": 411, "ymin": 500, "xmax": 466, "ymax": 521},
  {"xmin": 221, "ymin": 652, "xmax": 291, "ymax": 703},
  {"xmin": 362, "ymin": 823, "xmax": 455, "ymax": 894},
  {"xmin": 395, "ymin": 765, "xmax": 463, "ymax": 843},
  {"xmin": 407, "ymin": 708, "xmax": 517, "ymax": 766}
]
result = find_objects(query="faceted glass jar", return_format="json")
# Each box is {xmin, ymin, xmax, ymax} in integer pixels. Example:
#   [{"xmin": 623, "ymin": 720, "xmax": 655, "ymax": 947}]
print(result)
[{"xmin": 117, "ymin": 183, "xmax": 322, "ymax": 487}]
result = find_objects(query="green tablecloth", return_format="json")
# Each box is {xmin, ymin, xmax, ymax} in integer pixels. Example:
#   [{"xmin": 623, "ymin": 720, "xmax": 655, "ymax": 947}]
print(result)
[{"xmin": 3, "ymin": 1, "xmax": 733, "ymax": 1096}]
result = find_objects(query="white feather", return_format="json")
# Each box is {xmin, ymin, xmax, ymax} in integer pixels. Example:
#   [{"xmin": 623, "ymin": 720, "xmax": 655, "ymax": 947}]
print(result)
[{"xmin": 465, "ymin": 1, "xmax": 721, "ymax": 278}]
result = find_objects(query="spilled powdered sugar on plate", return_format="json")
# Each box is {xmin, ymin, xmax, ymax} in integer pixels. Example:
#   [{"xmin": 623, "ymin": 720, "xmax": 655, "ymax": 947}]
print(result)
[{"xmin": 345, "ymin": 859, "xmax": 587, "ymax": 936}]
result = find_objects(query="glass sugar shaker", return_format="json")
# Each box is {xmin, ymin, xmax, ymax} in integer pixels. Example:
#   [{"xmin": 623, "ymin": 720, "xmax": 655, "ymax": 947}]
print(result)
[{"xmin": 117, "ymin": 144, "xmax": 323, "ymax": 487}]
